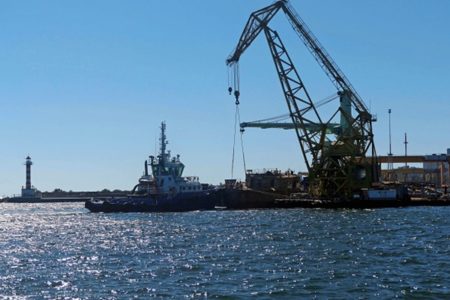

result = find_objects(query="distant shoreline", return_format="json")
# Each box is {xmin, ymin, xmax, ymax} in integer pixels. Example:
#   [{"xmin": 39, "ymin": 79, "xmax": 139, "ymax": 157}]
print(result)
[{"xmin": 2, "ymin": 189, "xmax": 131, "ymax": 203}]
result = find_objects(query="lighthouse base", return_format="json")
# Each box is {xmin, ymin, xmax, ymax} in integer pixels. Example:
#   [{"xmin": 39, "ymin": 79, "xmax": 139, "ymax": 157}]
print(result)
[{"xmin": 21, "ymin": 187, "xmax": 41, "ymax": 198}]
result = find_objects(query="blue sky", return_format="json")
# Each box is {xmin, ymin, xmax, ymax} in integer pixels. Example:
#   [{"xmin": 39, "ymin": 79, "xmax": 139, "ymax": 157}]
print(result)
[{"xmin": 0, "ymin": 0, "xmax": 449, "ymax": 196}]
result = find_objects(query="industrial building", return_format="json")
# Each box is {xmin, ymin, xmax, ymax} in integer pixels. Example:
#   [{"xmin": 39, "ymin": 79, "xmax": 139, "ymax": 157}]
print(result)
[{"xmin": 379, "ymin": 148, "xmax": 450, "ymax": 188}]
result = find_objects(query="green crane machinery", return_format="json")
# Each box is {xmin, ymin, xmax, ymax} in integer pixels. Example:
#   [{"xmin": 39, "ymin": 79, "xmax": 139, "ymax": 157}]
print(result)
[{"xmin": 226, "ymin": 0, "xmax": 379, "ymax": 200}]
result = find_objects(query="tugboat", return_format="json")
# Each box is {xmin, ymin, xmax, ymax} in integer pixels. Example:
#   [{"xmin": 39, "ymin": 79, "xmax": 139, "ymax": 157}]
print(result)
[{"xmin": 85, "ymin": 122, "xmax": 217, "ymax": 212}]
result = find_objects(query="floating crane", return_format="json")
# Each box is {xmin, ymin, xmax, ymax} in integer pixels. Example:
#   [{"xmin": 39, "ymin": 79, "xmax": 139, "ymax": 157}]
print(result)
[{"xmin": 227, "ymin": 0, "xmax": 378, "ymax": 200}]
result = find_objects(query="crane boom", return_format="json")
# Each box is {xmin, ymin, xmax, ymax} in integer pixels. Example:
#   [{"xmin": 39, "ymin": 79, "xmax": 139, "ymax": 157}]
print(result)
[
  {"xmin": 227, "ymin": 1, "xmax": 284, "ymax": 66},
  {"xmin": 263, "ymin": 27, "xmax": 324, "ymax": 170},
  {"xmin": 228, "ymin": 1, "xmax": 369, "ymax": 114},
  {"xmin": 240, "ymin": 121, "xmax": 340, "ymax": 134},
  {"xmin": 227, "ymin": 0, "xmax": 375, "ymax": 156},
  {"xmin": 281, "ymin": 2, "xmax": 368, "ymax": 114}
]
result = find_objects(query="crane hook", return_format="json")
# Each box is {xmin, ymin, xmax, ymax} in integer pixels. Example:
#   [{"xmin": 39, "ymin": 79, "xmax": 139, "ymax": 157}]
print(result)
[
  {"xmin": 228, "ymin": 87, "xmax": 233, "ymax": 95},
  {"xmin": 234, "ymin": 90, "xmax": 240, "ymax": 105}
]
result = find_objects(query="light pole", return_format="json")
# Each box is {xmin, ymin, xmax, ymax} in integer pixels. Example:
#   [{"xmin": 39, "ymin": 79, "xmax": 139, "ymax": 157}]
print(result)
[
  {"xmin": 388, "ymin": 109, "xmax": 393, "ymax": 181},
  {"xmin": 388, "ymin": 109, "xmax": 392, "ymax": 157},
  {"xmin": 404, "ymin": 132, "xmax": 408, "ymax": 182},
  {"xmin": 404, "ymin": 133, "xmax": 408, "ymax": 167}
]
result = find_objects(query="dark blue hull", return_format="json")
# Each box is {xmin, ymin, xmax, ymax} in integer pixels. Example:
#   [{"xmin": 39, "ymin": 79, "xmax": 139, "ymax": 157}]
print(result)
[{"xmin": 85, "ymin": 191, "xmax": 217, "ymax": 213}]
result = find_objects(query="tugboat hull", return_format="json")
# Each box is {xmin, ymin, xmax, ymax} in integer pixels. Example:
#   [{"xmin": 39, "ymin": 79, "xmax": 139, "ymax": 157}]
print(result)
[{"xmin": 85, "ymin": 192, "xmax": 217, "ymax": 213}]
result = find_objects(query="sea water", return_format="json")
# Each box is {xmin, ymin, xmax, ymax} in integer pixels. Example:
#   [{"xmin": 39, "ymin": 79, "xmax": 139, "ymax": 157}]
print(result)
[{"xmin": 0, "ymin": 203, "xmax": 449, "ymax": 298}]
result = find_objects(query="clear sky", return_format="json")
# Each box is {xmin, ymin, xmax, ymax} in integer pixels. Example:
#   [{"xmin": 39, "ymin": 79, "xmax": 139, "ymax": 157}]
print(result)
[{"xmin": 1, "ymin": 0, "xmax": 449, "ymax": 196}]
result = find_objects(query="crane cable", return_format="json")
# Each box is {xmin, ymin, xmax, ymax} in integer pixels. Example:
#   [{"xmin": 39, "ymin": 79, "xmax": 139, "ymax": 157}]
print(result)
[
  {"xmin": 231, "ymin": 104, "xmax": 238, "ymax": 178},
  {"xmin": 231, "ymin": 100, "xmax": 247, "ymax": 179},
  {"xmin": 238, "ymin": 106, "xmax": 247, "ymax": 174},
  {"xmin": 229, "ymin": 63, "xmax": 246, "ymax": 178},
  {"xmin": 227, "ymin": 67, "xmax": 232, "ymax": 95},
  {"xmin": 233, "ymin": 63, "xmax": 240, "ymax": 105}
]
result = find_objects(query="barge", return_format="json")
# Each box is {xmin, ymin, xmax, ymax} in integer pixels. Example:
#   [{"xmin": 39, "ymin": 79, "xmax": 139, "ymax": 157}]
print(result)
[{"xmin": 216, "ymin": 170, "xmax": 450, "ymax": 209}]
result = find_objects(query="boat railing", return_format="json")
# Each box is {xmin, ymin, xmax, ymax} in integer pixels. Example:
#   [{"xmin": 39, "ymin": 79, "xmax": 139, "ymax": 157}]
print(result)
[{"xmin": 184, "ymin": 176, "xmax": 199, "ymax": 182}]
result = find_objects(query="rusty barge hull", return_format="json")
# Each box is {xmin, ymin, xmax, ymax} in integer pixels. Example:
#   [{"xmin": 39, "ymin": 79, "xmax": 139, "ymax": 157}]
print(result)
[{"xmin": 216, "ymin": 189, "xmax": 450, "ymax": 209}]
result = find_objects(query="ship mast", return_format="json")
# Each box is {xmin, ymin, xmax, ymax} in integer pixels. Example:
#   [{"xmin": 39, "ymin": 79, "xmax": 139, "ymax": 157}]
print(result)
[{"xmin": 159, "ymin": 121, "xmax": 168, "ymax": 166}]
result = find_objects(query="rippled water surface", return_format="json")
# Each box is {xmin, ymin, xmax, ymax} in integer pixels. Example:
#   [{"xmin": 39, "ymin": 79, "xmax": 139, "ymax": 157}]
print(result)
[{"xmin": 0, "ymin": 203, "xmax": 449, "ymax": 298}]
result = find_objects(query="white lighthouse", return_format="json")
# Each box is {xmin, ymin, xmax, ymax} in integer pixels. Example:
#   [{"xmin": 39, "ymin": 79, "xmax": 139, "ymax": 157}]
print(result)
[{"xmin": 21, "ymin": 156, "xmax": 40, "ymax": 198}]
